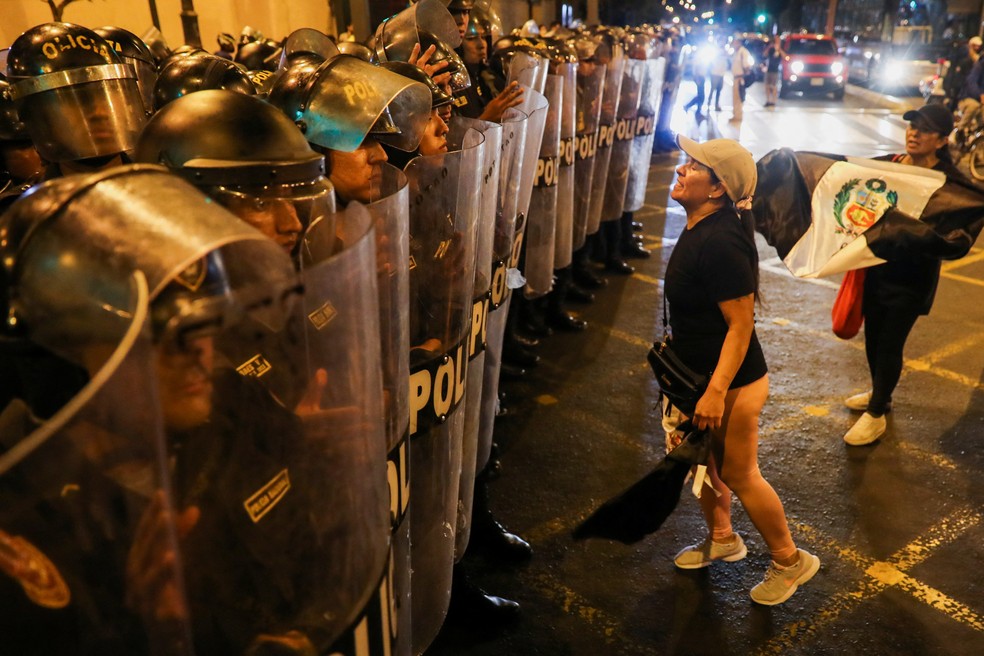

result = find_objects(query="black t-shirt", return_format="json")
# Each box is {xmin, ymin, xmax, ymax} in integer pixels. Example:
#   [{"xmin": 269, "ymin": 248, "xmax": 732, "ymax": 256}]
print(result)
[
  {"xmin": 766, "ymin": 47, "xmax": 782, "ymax": 73},
  {"xmin": 664, "ymin": 209, "xmax": 767, "ymax": 388}
]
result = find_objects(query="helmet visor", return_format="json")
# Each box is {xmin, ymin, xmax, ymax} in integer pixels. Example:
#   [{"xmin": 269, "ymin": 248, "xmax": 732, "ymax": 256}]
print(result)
[
  {"xmin": 207, "ymin": 178, "xmax": 336, "ymax": 258},
  {"xmin": 15, "ymin": 77, "xmax": 146, "ymax": 161}
]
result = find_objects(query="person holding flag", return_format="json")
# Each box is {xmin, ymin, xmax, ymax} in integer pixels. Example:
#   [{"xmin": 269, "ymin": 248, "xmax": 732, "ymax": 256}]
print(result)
[{"xmin": 843, "ymin": 104, "xmax": 966, "ymax": 445}]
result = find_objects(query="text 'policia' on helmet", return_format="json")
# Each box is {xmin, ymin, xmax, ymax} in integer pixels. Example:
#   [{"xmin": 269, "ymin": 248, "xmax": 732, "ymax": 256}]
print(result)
[
  {"xmin": 268, "ymin": 54, "xmax": 432, "ymax": 153},
  {"xmin": 133, "ymin": 90, "xmax": 333, "ymax": 257},
  {"xmin": 92, "ymin": 25, "xmax": 157, "ymax": 114},
  {"xmin": 154, "ymin": 53, "xmax": 257, "ymax": 110},
  {"xmin": 4, "ymin": 22, "xmax": 146, "ymax": 162}
]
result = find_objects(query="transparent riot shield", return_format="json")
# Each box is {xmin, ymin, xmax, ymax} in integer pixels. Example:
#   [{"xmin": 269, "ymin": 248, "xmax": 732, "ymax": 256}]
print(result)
[
  {"xmin": 295, "ymin": 202, "xmax": 391, "ymax": 652},
  {"xmin": 476, "ymin": 109, "xmax": 526, "ymax": 475},
  {"xmin": 586, "ymin": 52, "xmax": 625, "ymax": 236},
  {"xmin": 523, "ymin": 74, "xmax": 563, "ymax": 298},
  {"xmin": 0, "ymin": 276, "xmax": 196, "ymax": 656},
  {"xmin": 447, "ymin": 117, "xmax": 501, "ymax": 561},
  {"xmin": 327, "ymin": 164, "xmax": 410, "ymax": 656},
  {"xmin": 512, "ymin": 86, "xmax": 549, "ymax": 277},
  {"xmin": 404, "ymin": 130, "xmax": 484, "ymax": 655},
  {"xmin": 601, "ymin": 58, "xmax": 645, "ymax": 223},
  {"xmin": 625, "ymin": 57, "xmax": 666, "ymax": 213},
  {"xmin": 572, "ymin": 63, "xmax": 605, "ymax": 250},
  {"xmin": 506, "ymin": 51, "xmax": 545, "ymax": 93},
  {"xmin": 554, "ymin": 61, "xmax": 577, "ymax": 270},
  {"xmin": 374, "ymin": 0, "xmax": 462, "ymax": 61}
]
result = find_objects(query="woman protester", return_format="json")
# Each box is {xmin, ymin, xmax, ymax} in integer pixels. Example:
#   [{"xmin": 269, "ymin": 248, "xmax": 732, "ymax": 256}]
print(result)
[
  {"xmin": 844, "ymin": 104, "xmax": 965, "ymax": 445},
  {"xmin": 664, "ymin": 136, "xmax": 819, "ymax": 605}
]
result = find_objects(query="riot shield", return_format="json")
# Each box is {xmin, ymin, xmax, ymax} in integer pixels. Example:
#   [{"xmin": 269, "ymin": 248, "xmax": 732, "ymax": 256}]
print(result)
[
  {"xmin": 585, "ymin": 52, "xmax": 625, "ymax": 236},
  {"xmin": 0, "ymin": 278, "xmax": 196, "ymax": 656},
  {"xmin": 327, "ymin": 164, "xmax": 411, "ymax": 656},
  {"xmin": 625, "ymin": 57, "xmax": 665, "ymax": 213},
  {"xmin": 554, "ymin": 61, "xmax": 577, "ymax": 270},
  {"xmin": 601, "ymin": 58, "xmax": 645, "ymax": 222},
  {"xmin": 523, "ymin": 74, "xmax": 563, "ymax": 298},
  {"xmin": 3, "ymin": 166, "xmax": 390, "ymax": 653},
  {"xmin": 374, "ymin": 0, "xmax": 462, "ymax": 60},
  {"xmin": 476, "ymin": 109, "xmax": 527, "ymax": 475},
  {"xmin": 572, "ymin": 63, "xmax": 605, "ymax": 250},
  {"xmin": 404, "ymin": 129, "xmax": 484, "ymax": 655},
  {"xmin": 295, "ymin": 202, "xmax": 393, "ymax": 654},
  {"xmin": 506, "ymin": 51, "xmax": 545, "ymax": 92},
  {"xmin": 447, "ymin": 117, "xmax": 501, "ymax": 560},
  {"xmin": 512, "ymin": 86, "xmax": 549, "ymax": 277}
]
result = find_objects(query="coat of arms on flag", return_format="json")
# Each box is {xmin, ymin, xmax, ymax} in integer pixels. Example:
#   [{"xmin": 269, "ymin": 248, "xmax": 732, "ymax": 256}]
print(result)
[
  {"xmin": 753, "ymin": 149, "xmax": 984, "ymax": 279},
  {"xmin": 833, "ymin": 177, "xmax": 898, "ymax": 237}
]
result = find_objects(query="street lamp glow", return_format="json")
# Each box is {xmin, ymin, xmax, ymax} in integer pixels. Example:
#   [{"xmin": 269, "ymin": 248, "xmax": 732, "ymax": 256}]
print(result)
[{"xmin": 756, "ymin": 14, "xmax": 767, "ymax": 24}]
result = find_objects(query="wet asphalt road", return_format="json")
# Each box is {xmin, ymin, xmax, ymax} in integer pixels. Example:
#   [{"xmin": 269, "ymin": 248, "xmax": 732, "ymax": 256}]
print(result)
[{"xmin": 427, "ymin": 82, "xmax": 984, "ymax": 655}]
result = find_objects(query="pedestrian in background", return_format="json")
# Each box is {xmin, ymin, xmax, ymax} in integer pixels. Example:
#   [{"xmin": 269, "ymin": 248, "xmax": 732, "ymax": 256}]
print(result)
[
  {"xmin": 945, "ymin": 35, "xmax": 981, "ymax": 112},
  {"xmin": 764, "ymin": 36, "xmax": 783, "ymax": 107},
  {"xmin": 730, "ymin": 36, "xmax": 754, "ymax": 121},
  {"xmin": 665, "ymin": 135, "xmax": 820, "ymax": 605},
  {"xmin": 684, "ymin": 44, "xmax": 708, "ymax": 118},
  {"xmin": 707, "ymin": 40, "xmax": 727, "ymax": 112}
]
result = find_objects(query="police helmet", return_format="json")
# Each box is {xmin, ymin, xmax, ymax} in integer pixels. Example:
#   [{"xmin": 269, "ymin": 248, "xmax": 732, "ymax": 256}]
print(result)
[
  {"xmin": 378, "ymin": 61, "xmax": 453, "ymax": 109},
  {"xmin": 5, "ymin": 22, "xmax": 146, "ymax": 162},
  {"xmin": 153, "ymin": 53, "xmax": 256, "ymax": 110},
  {"xmin": 93, "ymin": 26, "xmax": 158, "ymax": 114},
  {"xmin": 235, "ymin": 38, "xmax": 283, "ymax": 72},
  {"xmin": 336, "ymin": 42, "xmax": 375, "ymax": 62}
]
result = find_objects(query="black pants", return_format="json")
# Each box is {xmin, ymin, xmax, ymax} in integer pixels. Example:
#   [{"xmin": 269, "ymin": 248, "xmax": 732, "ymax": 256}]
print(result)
[
  {"xmin": 863, "ymin": 302, "xmax": 921, "ymax": 415},
  {"xmin": 684, "ymin": 76, "xmax": 705, "ymax": 110}
]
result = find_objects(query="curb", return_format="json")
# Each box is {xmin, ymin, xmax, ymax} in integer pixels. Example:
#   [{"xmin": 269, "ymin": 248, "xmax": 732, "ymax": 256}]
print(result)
[{"xmin": 844, "ymin": 83, "xmax": 921, "ymax": 112}]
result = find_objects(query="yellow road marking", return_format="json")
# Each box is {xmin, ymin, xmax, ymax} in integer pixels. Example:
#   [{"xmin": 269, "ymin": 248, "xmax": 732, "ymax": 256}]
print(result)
[
  {"xmin": 916, "ymin": 331, "xmax": 984, "ymax": 366},
  {"xmin": 941, "ymin": 248, "xmax": 984, "ymax": 272},
  {"xmin": 536, "ymin": 394, "xmax": 559, "ymax": 406}
]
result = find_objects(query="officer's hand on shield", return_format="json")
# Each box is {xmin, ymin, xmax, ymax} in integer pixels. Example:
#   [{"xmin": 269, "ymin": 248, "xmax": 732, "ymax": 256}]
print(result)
[
  {"xmin": 125, "ymin": 490, "xmax": 199, "ymax": 624},
  {"xmin": 480, "ymin": 81, "xmax": 524, "ymax": 122}
]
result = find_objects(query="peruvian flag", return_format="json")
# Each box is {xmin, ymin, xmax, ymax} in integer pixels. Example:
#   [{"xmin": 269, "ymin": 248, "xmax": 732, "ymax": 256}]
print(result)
[{"xmin": 753, "ymin": 149, "xmax": 984, "ymax": 277}]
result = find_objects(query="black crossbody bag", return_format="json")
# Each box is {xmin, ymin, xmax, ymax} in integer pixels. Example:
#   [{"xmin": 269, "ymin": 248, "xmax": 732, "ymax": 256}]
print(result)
[{"xmin": 647, "ymin": 294, "xmax": 709, "ymax": 415}]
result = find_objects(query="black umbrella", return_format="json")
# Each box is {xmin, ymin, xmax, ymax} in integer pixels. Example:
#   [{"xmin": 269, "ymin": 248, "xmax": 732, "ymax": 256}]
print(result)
[{"xmin": 573, "ymin": 423, "xmax": 711, "ymax": 545}]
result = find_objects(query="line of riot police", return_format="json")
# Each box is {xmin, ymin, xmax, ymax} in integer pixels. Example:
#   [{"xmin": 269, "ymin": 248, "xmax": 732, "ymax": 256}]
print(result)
[{"xmin": 0, "ymin": 2, "xmax": 671, "ymax": 654}]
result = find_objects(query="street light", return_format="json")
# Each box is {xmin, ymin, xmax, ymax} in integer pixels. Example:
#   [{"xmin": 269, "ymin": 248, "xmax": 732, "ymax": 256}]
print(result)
[{"xmin": 757, "ymin": 14, "xmax": 767, "ymax": 25}]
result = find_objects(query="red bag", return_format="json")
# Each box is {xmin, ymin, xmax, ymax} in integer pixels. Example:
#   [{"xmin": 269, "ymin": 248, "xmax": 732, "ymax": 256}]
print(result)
[{"xmin": 832, "ymin": 268, "xmax": 866, "ymax": 339}]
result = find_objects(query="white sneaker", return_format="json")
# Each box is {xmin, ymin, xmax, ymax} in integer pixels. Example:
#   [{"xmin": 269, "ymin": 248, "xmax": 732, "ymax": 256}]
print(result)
[
  {"xmin": 673, "ymin": 534, "xmax": 747, "ymax": 570},
  {"xmin": 844, "ymin": 391, "xmax": 871, "ymax": 411},
  {"xmin": 843, "ymin": 412, "xmax": 887, "ymax": 446},
  {"xmin": 750, "ymin": 548, "xmax": 820, "ymax": 605}
]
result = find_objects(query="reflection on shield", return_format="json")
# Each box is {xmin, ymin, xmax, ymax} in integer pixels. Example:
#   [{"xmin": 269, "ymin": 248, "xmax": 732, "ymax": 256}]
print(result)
[
  {"xmin": 586, "ymin": 52, "xmax": 625, "ymax": 236},
  {"xmin": 554, "ymin": 61, "xmax": 578, "ymax": 270},
  {"xmin": 403, "ymin": 130, "xmax": 483, "ymax": 654},
  {"xmin": 601, "ymin": 59, "xmax": 645, "ymax": 223},
  {"xmin": 572, "ymin": 64, "xmax": 606, "ymax": 249},
  {"xmin": 477, "ymin": 109, "xmax": 528, "ymax": 478},
  {"xmin": 625, "ymin": 57, "xmax": 666, "ymax": 214},
  {"xmin": 524, "ymin": 74, "xmax": 563, "ymax": 298},
  {"xmin": 447, "ymin": 117, "xmax": 501, "ymax": 560}
]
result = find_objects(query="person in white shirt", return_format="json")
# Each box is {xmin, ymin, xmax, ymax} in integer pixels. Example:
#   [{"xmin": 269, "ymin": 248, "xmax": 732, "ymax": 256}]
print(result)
[{"xmin": 730, "ymin": 37, "xmax": 754, "ymax": 121}]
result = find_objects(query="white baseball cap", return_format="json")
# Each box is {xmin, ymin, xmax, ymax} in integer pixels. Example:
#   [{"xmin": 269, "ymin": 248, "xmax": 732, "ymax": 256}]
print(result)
[{"xmin": 677, "ymin": 135, "xmax": 757, "ymax": 204}]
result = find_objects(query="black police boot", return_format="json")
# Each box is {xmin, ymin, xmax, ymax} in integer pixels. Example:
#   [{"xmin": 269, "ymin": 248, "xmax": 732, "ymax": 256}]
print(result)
[
  {"xmin": 602, "ymin": 220, "xmax": 634, "ymax": 275},
  {"xmin": 572, "ymin": 244, "xmax": 607, "ymax": 289},
  {"xmin": 469, "ymin": 471, "xmax": 533, "ymax": 564},
  {"xmin": 545, "ymin": 268, "xmax": 587, "ymax": 332},
  {"xmin": 519, "ymin": 294, "xmax": 552, "ymax": 338},
  {"xmin": 499, "ymin": 361, "xmax": 527, "ymax": 380},
  {"xmin": 620, "ymin": 211, "xmax": 650, "ymax": 259},
  {"xmin": 502, "ymin": 338, "xmax": 539, "ymax": 368},
  {"xmin": 631, "ymin": 220, "xmax": 644, "ymax": 232},
  {"xmin": 567, "ymin": 282, "xmax": 595, "ymax": 304},
  {"xmin": 447, "ymin": 562, "xmax": 520, "ymax": 628}
]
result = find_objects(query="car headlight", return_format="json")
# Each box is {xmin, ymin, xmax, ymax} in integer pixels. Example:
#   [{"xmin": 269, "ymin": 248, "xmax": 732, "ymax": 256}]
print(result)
[
  {"xmin": 882, "ymin": 61, "xmax": 903, "ymax": 80},
  {"xmin": 831, "ymin": 61, "xmax": 843, "ymax": 75},
  {"xmin": 790, "ymin": 61, "xmax": 804, "ymax": 74}
]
